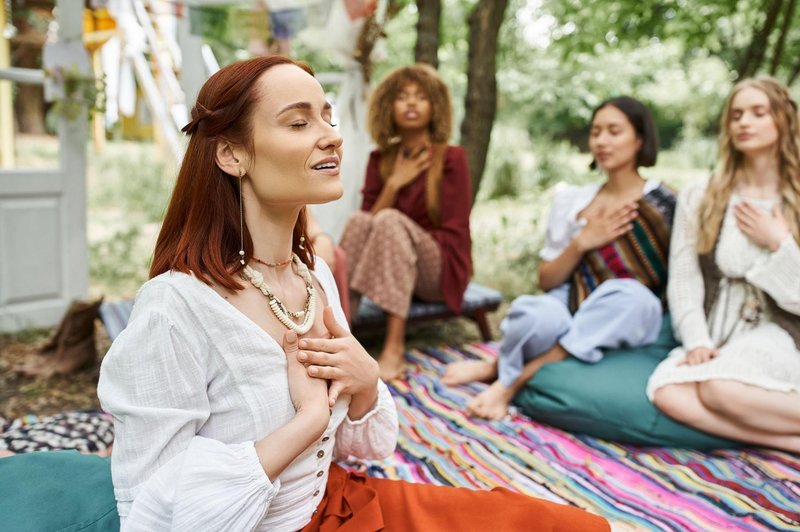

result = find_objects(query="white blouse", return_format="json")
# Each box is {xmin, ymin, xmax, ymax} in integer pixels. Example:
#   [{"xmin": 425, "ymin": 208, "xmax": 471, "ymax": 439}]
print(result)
[
  {"xmin": 539, "ymin": 179, "xmax": 661, "ymax": 261},
  {"xmin": 98, "ymin": 260, "xmax": 399, "ymax": 532}
]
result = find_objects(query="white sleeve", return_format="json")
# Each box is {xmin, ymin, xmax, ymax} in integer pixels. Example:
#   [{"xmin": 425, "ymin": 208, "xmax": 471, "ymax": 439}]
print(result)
[
  {"xmin": 538, "ymin": 184, "xmax": 591, "ymax": 261},
  {"xmin": 746, "ymin": 234, "xmax": 800, "ymax": 315},
  {"xmin": 334, "ymin": 380, "xmax": 399, "ymax": 460},
  {"xmin": 539, "ymin": 186, "xmax": 572, "ymax": 261},
  {"xmin": 667, "ymin": 185, "xmax": 715, "ymax": 350},
  {"xmin": 98, "ymin": 305, "xmax": 278, "ymax": 531}
]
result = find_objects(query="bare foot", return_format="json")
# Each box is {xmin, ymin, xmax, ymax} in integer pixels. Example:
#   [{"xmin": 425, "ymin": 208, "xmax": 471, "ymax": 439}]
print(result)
[
  {"xmin": 377, "ymin": 347, "xmax": 406, "ymax": 381},
  {"xmin": 465, "ymin": 380, "xmax": 515, "ymax": 420},
  {"xmin": 442, "ymin": 360, "xmax": 497, "ymax": 386}
]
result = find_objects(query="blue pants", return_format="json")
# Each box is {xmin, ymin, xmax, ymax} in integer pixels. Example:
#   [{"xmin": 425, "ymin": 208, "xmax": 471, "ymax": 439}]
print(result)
[{"xmin": 497, "ymin": 279, "xmax": 663, "ymax": 387}]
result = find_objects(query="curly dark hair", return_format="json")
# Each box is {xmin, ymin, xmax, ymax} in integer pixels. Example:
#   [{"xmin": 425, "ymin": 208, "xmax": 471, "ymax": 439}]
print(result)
[{"xmin": 367, "ymin": 63, "xmax": 452, "ymax": 150}]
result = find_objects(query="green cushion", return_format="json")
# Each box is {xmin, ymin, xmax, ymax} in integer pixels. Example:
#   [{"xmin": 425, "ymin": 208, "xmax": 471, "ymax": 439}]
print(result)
[
  {"xmin": 513, "ymin": 315, "xmax": 741, "ymax": 448},
  {"xmin": 0, "ymin": 451, "xmax": 119, "ymax": 532}
]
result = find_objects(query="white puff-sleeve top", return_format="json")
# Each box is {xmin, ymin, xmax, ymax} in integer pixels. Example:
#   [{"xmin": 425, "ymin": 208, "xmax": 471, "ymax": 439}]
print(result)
[
  {"xmin": 539, "ymin": 179, "xmax": 661, "ymax": 261},
  {"xmin": 97, "ymin": 260, "xmax": 398, "ymax": 532}
]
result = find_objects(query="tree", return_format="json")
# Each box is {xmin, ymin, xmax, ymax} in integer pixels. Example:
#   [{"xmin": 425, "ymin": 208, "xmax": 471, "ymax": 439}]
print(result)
[
  {"xmin": 738, "ymin": 0, "xmax": 790, "ymax": 79},
  {"xmin": 460, "ymin": 0, "xmax": 509, "ymax": 199},
  {"xmin": 542, "ymin": 0, "xmax": 800, "ymax": 84},
  {"xmin": 10, "ymin": 3, "xmax": 52, "ymax": 134},
  {"xmin": 414, "ymin": 0, "xmax": 441, "ymax": 67}
]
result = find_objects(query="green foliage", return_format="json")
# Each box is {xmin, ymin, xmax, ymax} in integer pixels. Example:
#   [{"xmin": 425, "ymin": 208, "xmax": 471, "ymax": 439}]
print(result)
[
  {"xmin": 542, "ymin": 0, "xmax": 748, "ymax": 67},
  {"xmin": 45, "ymin": 66, "xmax": 106, "ymax": 121},
  {"xmin": 539, "ymin": 0, "xmax": 800, "ymax": 84},
  {"xmin": 494, "ymin": 38, "xmax": 733, "ymax": 148},
  {"xmin": 191, "ymin": 5, "xmax": 255, "ymax": 66},
  {"xmin": 488, "ymin": 158, "xmax": 519, "ymax": 199},
  {"xmin": 89, "ymin": 226, "xmax": 150, "ymax": 297},
  {"xmin": 84, "ymin": 141, "xmax": 168, "ymax": 297},
  {"xmin": 666, "ymin": 136, "xmax": 718, "ymax": 171},
  {"xmin": 89, "ymin": 147, "xmax": 169, "ymax": 224},
  {"xmin": 535, "ymin": 141, "xmax": 579, "ymax": 189},
  {"xmin": 471, "ymin": 191, "xmax": 552, "ymax": 298},
  {"xmin": 480, "ymin": 125, "xmax": 594, "ymax": 202}
]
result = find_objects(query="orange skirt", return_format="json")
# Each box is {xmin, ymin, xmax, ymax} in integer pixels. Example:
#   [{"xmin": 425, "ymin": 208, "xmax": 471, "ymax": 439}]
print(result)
[{"xmin": 300, "ymin": 464, "xmax": 610, "ymax": 532}]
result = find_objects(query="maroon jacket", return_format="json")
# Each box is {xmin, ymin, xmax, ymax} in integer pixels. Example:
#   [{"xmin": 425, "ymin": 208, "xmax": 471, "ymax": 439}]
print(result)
[{"xmin": 360, "ymin": 145, "xmax": 473, "ymax": 314}]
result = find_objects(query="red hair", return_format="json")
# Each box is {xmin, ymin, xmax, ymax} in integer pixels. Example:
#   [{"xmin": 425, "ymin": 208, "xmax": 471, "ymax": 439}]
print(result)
[{"xmin": 150, "ymin": 56, "xmax": 317, "ymax": 290}]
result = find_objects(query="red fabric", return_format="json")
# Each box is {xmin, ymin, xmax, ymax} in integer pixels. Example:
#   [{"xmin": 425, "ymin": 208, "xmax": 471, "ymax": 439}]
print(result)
[
  {"xmin": 300, "ymin": 464, "xmax": 611, "ymax": 532},
  {"xmin": 360, "ymin": 146, "xmax": 473, "ymax": 314}
]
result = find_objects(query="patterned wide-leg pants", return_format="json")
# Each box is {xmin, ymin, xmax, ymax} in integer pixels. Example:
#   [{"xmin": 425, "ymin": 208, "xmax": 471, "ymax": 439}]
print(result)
[{"xmin": 339, "ymin": 209, "xmax": 443, "ymax": 318}]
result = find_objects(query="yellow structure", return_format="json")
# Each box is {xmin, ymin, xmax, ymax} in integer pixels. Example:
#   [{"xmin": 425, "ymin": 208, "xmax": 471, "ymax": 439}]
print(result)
[
  {"xmin": 84, "ymin": 7, "xmax": 117, "ymax": 150},
  {"xmin": 0, "ymin": 6, "xmax": 14, "ymax": 167}
]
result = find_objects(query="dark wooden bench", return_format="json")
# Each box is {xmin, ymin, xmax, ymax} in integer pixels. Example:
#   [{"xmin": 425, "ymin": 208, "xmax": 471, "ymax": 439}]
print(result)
[{"xmin": 351, "ymin": 282, "xmax": 503, "ymax": 341}]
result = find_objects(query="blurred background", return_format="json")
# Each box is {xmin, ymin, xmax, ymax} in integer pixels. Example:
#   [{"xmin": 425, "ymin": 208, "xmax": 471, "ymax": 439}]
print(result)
[{"xmin": 1, "ymin": 0, "xmax": 796, "ymax": 394}]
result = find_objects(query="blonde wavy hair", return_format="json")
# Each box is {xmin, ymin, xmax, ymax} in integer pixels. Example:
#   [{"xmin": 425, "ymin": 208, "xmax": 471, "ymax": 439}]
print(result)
[
  {"xmin": 367, "ymin": 64, "xmax": 454, "ymax": 225},
  {"xmin": 697, "ymin": 77, "xmax": 800, "ymax": 253}
]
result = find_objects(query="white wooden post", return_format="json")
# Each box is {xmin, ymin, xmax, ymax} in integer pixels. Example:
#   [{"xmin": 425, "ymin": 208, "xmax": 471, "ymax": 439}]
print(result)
[{"xmin": 0, "ymin": 0, "xmax": 89, "ymax": 332}]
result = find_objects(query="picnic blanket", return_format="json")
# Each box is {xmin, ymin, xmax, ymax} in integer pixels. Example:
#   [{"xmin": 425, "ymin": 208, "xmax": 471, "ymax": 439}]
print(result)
[
  {"xmin": 344, "ymin": 343, "xmax": 800, "ymax": 531},
  {"xmin": 3, "ymin": 344, "xmax": 798, "ymax": 530}
]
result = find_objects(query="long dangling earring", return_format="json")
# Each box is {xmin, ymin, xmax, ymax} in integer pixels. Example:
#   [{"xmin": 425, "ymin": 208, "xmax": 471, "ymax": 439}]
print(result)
[{"xmin": 238, "ymin": 169, "xmax": 245, "ymax": 265}]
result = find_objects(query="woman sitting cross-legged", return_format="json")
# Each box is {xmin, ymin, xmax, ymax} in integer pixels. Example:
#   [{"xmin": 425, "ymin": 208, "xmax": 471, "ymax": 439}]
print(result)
[
  {"xmin": 443, "ymin": 96, "xmax": 676, "ymax": 420},
  {"xmin": 339, "ymin": 64, "xmax": 472, "ymax": 381},
  {"xmin": 648, "ymin": 77, "xmax": 800, "ymax": 453}
]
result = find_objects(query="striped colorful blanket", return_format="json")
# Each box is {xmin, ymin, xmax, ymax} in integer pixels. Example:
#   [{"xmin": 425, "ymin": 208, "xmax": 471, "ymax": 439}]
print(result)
[{"xmin": 345, "ymin": 343, "xmax": 800, "ymax": 531}]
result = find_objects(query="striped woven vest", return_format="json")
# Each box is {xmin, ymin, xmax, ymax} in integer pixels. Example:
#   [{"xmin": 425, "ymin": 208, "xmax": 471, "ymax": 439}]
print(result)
[{"xmin": 568, "ymin": 183, "xmax": 677, "ymax": 314}]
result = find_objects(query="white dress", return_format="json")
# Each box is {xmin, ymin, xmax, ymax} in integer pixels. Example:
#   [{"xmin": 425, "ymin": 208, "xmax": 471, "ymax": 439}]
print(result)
[
  {"xmin": 647, "ymin": 184, "xmax": 800, "ymax": 399},
  {"xmin": 97, "ymin": 259, "xmax": 399, "ymax": 532}
]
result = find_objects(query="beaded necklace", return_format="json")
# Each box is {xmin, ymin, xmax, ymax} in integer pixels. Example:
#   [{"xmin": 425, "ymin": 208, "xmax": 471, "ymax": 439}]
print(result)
[
  {"xmin": 242, "ymin": 254, "xmax": 316, "ymax": 334},
  {"xmin": 253, "ymin": 255, "xmax": 293, "ymax": 268}
]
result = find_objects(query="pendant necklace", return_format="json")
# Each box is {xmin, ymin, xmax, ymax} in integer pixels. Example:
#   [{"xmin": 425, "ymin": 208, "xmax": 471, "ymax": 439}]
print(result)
[{"xmin": 242, "ymin": 254, "xmax": 316, "ymax": 334}]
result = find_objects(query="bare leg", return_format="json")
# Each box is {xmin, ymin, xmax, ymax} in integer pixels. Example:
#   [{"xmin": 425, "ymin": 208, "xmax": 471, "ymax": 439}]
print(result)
[
  {"xmin": 653, "ymin": 383, "xmax": 800, "ymax": 453},
  {"xmin": 695, "ymin": 380, "xmax": 800, "ymax": 434},
  {"xmin": 442, "ymin": 359, "xmax": 498, "ymax": 386},
  {"xmin": 378, "ymin": 314, "xmax": 407, "ymax": 381},
  {"xmin": 466, "ymin": 344, "xmax": 568, "ymax": 420}
]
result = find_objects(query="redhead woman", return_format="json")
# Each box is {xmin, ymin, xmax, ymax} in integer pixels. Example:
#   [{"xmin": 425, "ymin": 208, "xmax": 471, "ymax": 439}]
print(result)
[
  {"xmin": 648, "ymin": 77, "xmax": 800, "ymax": 453},
  {"xmin": 444, "ymin": 97, "xmax": 676, "ymax": 420},
  {"xmin": 339, "ymin": 64, "xmax": 472, "ymax": 381},
  {"xmin": 97, "ymin": 56, "xmax": 609, "ymax": 531}
]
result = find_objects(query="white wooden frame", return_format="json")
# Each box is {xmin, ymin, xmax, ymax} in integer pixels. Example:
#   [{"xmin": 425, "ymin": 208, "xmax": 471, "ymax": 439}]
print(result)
[{"xmin": 0, "ymin": 2, "xmax": 89, "ymax": 333}]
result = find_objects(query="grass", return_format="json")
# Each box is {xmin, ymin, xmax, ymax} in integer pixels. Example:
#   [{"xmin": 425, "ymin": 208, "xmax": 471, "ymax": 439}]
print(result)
[{"xmin": 1, "ymin": 134, "xmax": 710, "ymax": 418}]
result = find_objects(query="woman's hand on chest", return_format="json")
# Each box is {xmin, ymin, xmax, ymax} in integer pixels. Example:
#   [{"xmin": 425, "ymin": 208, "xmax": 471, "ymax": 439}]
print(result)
[{"xmin": 296, "ymin": 307, "xmax": 380, "ymax": 417}]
